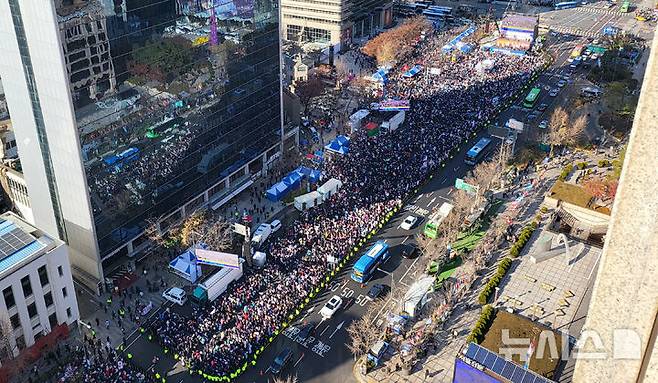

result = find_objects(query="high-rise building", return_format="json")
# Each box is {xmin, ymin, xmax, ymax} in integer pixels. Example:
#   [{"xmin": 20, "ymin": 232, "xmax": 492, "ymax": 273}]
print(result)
[
  {"xmin": 281, "ymin": 0, "xmax": 393, "ymax": 50},
  {"xmin": 0, "ymin": 0, "xmax": 285, "ymax": 293}
]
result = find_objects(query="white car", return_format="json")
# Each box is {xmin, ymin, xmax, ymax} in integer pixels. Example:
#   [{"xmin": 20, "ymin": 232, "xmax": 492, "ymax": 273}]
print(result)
[
  {"xmin": 557, "ymin": 79, "xmax": 567, "ymax": 87},
  {"xmin": 549, "ymin": 88, "xmax": 560, "ymax": 97},
  {"xmin": 538, "ymin": 120, "xmax": 549, "ymax": 130},
  {"xmin": 400, "ymin": 215, "xmax": 418, "ymax": 230},
  {"xmin": 162, "ymin": 287, "xmax": 187, "ymax": 306},
  {"xmin": 320, "ymin": 295, "xmax": 343, "ymax": 319},
  {"xmin": 270, "ymin": 219, "xmax": 282, "ymax": 233}
]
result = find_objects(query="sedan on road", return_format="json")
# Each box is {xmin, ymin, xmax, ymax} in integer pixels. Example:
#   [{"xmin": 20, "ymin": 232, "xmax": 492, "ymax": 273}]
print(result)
[
  {"xmin": 537, "ymin": 103, "xmax": 548, "ymax": 112},
  {"xmin": 270, "ymin": 348, "xmax": 293, "ymax": 375},
  {"xmin": 549, "ymin": 88, "xmax": 560, "ymax": 97},
  {"xmin": 401, "ymin": 243, "xmax": 420, "ymax": 259},
  {"xmin": 320, "ymin": 295, "xmax": 343, "ymax": 319},
  {"xmin": 527, "ymin": 111, "xmax": 540, "ymax": 121},
  {"xmin": 400, "ymin": 215, "xmax": 418, "ymax": 230},
  {"xmin": 538, "ymin": 120, "xmax": 549, "ymax": 130},
  {"xmin": 557, "ymin": 79, "xmax": 567, "ymax": 87},
  {"xmin": 367, "ymin": 284, "xmax": 388, "ymax": 299}
]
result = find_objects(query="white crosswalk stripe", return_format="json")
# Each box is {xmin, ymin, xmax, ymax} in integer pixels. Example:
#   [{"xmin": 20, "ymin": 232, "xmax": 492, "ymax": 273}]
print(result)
[{"xmin": 580, "ymin": 7, "xmax": 623, "ymax": 16}]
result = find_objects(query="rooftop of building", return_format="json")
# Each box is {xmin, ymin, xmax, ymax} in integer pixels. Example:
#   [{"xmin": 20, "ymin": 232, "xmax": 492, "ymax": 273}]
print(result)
[
  {"xmin": 0, "ymin": 212, "xmax": 59, "ymax": 278},
  {"xmin": 500, "ymin": 14, "xmax": 537, "ymax": 30},
  {"xmin": 56, "ymin": 0, "xmax": 103, "ymax": 22},
  {"xmin": 547, "ymin": 181, "xmax": 611, "ymax": 216},
  {"xmin": 480, "ymin": 310, "xmax": 563, "ymax": 380}
]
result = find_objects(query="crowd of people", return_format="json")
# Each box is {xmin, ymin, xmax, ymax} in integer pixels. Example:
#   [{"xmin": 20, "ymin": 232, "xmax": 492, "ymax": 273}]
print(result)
[
  {"xmin": 52, "ymin": 336, "xmax": 154, "ymax": 383},
  {"xmin": 147, "ymin": 25, "xmax": 547, "ymax": 378}
]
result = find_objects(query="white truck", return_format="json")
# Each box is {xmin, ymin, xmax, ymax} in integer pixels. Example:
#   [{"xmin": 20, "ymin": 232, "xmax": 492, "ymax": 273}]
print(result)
[{"xmin": 191, "ymin": 259, "xmax": 244, "ymax": 304}]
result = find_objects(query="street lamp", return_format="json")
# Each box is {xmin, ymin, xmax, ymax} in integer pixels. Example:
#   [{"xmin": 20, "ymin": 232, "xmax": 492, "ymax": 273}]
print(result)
[{"xmin": 494, "ymin": 287, "xmax": 500, "ymax": 303}]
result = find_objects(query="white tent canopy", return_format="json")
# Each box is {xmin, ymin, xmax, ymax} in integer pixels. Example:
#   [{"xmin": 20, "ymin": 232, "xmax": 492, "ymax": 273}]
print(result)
[
  {"xmin": 402, "ymin": 276, "xmax": 435, "ymax": 317},
  {"xmin": 294, "ymin": 191, "xmax": 323, "ymax": 211},
  {"xmin": 317, "ymin": 178, "xmax": 343, "ymax": 201}
]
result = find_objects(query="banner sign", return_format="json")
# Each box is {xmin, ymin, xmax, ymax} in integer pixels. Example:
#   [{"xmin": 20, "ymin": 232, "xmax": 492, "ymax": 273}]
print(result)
[
  {"xmin": 455, "ymin": 178, "xmax": 477, "ymax": 194},
  {"xmin": 195, "ymin": 249, "xmax": 241, "ymax": 269},
  {"xmin": 372, "ymin": 99, "xmax": 410, "ymax": 111}
]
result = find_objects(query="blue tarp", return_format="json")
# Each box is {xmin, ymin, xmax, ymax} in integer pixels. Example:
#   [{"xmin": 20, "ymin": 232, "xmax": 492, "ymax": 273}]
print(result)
[
  {"xmin": 325, "ymin": 136, "xmax": 350, "ymax": 155},
  {"xmin": 403, "ymin": 65, "xmax": 422, "ymax": 78},
  {"xmin": 442, "ymin": 26, "xmax": 476, "ymax": 53},
  {"xmin": 459, "ymin": 43, "xmax": 474, "ymax": 53},
  {"xmin": 335, "ymin": 135, "xmax": 350, "ymax": 147},
  {"xmin": 371, "ymin": 68, "xmax": 389, "ymax": 83}
]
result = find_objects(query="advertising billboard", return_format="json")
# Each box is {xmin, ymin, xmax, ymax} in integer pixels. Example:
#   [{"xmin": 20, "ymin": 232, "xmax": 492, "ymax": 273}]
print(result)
[{"xmin": 195, "ymin": 248, "xmax": 241, "ymax": 269}]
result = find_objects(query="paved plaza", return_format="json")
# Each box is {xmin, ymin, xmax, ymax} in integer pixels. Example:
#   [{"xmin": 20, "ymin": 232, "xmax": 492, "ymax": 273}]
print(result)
[{"xmin": 495, "ymin": 232, "xmax": 601, "ymax": 333}]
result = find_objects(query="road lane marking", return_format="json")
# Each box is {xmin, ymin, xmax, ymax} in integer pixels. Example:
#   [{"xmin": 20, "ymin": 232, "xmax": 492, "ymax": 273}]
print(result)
[
  {"xmin": 294, "ymin": 353, "xmax": 305, "ymax": 367},
  {"xmin": 401, "ymin": 235, "xmax": 409, "ymax": 244},
  {"xmin": 329, "ymin": 321, "xmax": 345, "ymax": 339},
  {"xmin": 428, "ymin": 197, "xmax": 436, "ymax": 207},
  {"xmin": 319, "ymin": 325, "xmax": 330, "ymax": 337},
  {"xmin": 376, "ymin": 268, "xmax": 390, "ymax": 275}
]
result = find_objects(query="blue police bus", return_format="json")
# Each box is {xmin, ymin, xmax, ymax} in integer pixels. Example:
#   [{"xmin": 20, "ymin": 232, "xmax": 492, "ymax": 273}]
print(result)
[
  {"xmin": 351, "ymin": 241, "xmax": 390, "ymax": 283},
  {"xmin": 464, "ymin": 137, "xmax": 493, "ymax": 165}
]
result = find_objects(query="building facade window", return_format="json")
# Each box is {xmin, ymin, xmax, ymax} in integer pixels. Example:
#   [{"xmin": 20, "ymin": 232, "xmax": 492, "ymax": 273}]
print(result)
[
  {"xmin": 10, "ymin": 313, "xmax": 21, "ymax": 329},
  {"xmin": 2, "ymin": 286, "xmax": 15, "ymax": 309},
  {"xmin": 66, "ymin": 307, "xmax": 72, "ymax": 318},
  {"xmin": 38, "ymin": 265, "xmax": 49, "ymax": 286},
  {"xmin": 44, "ymin": 291, "xmax": 54, "ymax": 307},
  {"xmin": 20, "ymin": 275, "xmax": 32, "ymax": 297},
  {"xmin": 57, "ymin": 265, "xmax": 63, "ymax": 277},
  {"xmin": 62, "ymin": 287, "xmax": 67, "ymax": 298},
  {"xmin": 27, "ymin": 302, "xmax": 37, "ymax": 319}
]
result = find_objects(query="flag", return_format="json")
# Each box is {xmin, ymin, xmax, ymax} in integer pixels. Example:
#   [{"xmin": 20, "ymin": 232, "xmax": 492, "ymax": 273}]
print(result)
[{"xmin": 524, "ymin": 337, "xmax": 537, "ymax": 369}]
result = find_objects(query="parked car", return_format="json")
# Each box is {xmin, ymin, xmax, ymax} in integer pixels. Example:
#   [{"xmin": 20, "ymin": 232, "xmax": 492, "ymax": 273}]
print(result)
[
  {"xmin": 400, "ymin": 215, "xmax": 418, "ymax": 230},
  {"xmin": 270, "ymin": 348, "xmax": 293, "ymax": 374},
  {"xmin": 367, "ymin": 284, "xmax": 387, "ymax": 299},
  {"xmin": 162, "ymin": 287, "xmax": 187, "ymax": 306},
  {"xmin": 297, "ymin": 323, "xmax": 315, "ymax": 341},
  {"xmin": 320, "ymin": 295, "xmax": 343, "ymax": 319},
  {"xmin": 400, "ymin": 243, "xmax": 419, "ymax": 259},
  {"xmin": 557, "ymin": 79, "xmax": 567, "ymax": 87},
  {"xmin": 537, "ymin": 103, "xmax": 548, "ymax": 112},
  {"xmin": 538, "ymin": 120, "xmax": 549, "ymax": 129},
  {"xmin": 549, "ymin": 88, "xmax": 560, "ymax": 97},
  {"xmin": 527, "ymin": 111, "xmax": 540, "ymax": 121}
]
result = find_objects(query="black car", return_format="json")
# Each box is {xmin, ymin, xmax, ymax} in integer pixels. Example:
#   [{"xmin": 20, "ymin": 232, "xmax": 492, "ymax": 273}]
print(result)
[
  {"xmin": 270, "ymin": 348, "xmax": 293, "ymax": 374},
  {"xmin": 401, "ymin": 244, "xmax": 420, "ymax": 259},
  {"xmin": 537, "ymin": 103, "xmax": 548, "ymax": 112},
  {"xmin": 367, "ymin": 284, "xmax": 387, "ymax": 299},
  {"xmin": 297, "ymin": 323, "xmax": 315, "ymax": 341}
]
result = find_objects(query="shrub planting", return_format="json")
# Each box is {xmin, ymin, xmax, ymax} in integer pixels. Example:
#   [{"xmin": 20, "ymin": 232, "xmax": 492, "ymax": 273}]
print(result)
[{"xmin": 466, "ymin": 305, "xmax": 496, "ymax": 344}]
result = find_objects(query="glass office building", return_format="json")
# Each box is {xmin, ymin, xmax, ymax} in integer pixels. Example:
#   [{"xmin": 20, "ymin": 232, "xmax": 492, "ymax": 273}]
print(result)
[{"xmin": 0, "ymin": 0, "xmax": 283, "ymax": 291}]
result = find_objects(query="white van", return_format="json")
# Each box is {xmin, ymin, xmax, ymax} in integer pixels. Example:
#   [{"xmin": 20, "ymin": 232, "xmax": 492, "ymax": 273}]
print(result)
[
  {"xmin": 162, "ymin": 287, "xmax": 187, "ymax": 306},
  {"xmin": 270, "ymin": 219, "xmax": 282, "ymax": 233},
  {"xmin": 251, "ymin": 223, "xmax": 273, "ymax": 248}
]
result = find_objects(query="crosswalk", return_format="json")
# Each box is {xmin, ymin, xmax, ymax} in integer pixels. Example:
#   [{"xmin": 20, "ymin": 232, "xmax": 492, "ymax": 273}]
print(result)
[
  {"xmin": 549, "ymin": 26, "xmax": 600, "ymax": 38},
  {"xmin": 580, "ymin": 6, "xmax": 624, "ymax": 16}
]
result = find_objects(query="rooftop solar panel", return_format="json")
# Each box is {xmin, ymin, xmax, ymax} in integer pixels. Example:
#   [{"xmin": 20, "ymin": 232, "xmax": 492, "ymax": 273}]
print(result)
[
  {"xmin": 0, "ymin": 225, "xmax": 35, "ymax": 260},
  {"xmin": 463, "ymin": 343, "xmax": 556, "ymax": 383}
]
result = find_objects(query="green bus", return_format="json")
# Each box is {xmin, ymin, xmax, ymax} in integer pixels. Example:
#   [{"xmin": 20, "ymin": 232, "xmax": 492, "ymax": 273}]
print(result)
[
  {"xmin": 522, "ymin": 87, "xmax": 541, "ymax": 109},
  {"xmin": 423, "ymin": 202, "xmax": 454, "ymax": 238}
]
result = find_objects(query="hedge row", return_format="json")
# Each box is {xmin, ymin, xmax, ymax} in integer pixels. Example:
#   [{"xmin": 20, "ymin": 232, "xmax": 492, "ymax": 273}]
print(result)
[
  {"xmin": 477, "ymin": 257, "xmax": 513, "ymax": 305},
  {"xmin": 558, "ymin": 164, "xmax": 574, "ymax": 181},
  {"xmin": 509, "ymin": 220, "xmax": 538, "ymax": 258},
  {"xmin": 598, "ymin": 159, "xmax": 611, "ymax": 168},
  {"xmin": 576, "ymin": 161, "xmax": 588, "ymax": 170},
  {"xmin": 466, "ymin": 305, "xmax": 496, "ymax": 344}
]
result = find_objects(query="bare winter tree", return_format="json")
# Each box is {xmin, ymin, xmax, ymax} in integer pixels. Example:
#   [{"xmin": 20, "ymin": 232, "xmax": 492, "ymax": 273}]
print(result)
[
  {"xmin": 0, "ymin": 315, "xmax": 13, "ymax": 365},
  {"xmin": 346, "ymin": 300, "xmax": 384, "ymax": 360},
  {"xmin": 547, "ymin": 107, "xmax": 570, "ymax": 156},
  {"xmin": 180, "ymin": 211, "xmax": 233, "ymax": 251},
  {"xmin": 466, "ymin": 160, "xmax": 499, "ymax": 199},
  {"xmin": 272, "ymin": 375, "xmax": 299, "ymax": 383}
]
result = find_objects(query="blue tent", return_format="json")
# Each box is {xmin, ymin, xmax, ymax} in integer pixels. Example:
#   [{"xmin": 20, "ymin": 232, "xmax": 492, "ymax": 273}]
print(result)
[
  {"xmin": 371, "ymin": 68, "xmax": 389, "ymax": 83},
  {"xmin": 403, "ymin": 65, "xmax": 422, "ymax": 78},
  {"xmin": 266, "ymin": 182, "xmax": 289, "ymax": 202},
  {"xmin": 335, "ymin": 135, "xmax": 350, "ymax": 147},
  {"xmin": 282, "ymin": 170, "xmax": 303, "ymax": 187},
  {"xmin": 298, "ymin": 166, "xmax": 323, "ymax": 183},
  {"xmin": 168, "ymin": 245, "xmax": 205, "ymax": 283}
]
